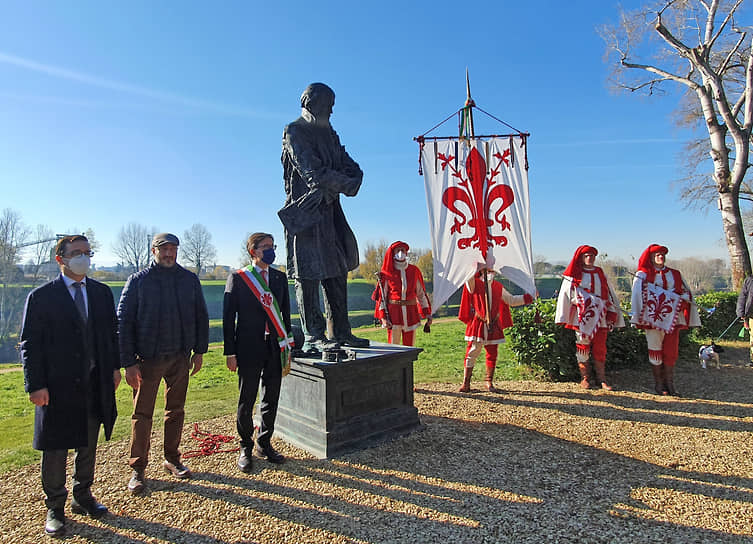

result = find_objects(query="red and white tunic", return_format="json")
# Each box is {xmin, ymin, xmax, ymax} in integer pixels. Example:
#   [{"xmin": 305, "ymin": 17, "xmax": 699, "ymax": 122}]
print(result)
[
  {"xmin": 459, "ymin": 274, "xmax": 530, "ymax": 344},
  {"xmin": 373, "ymin": 263, "xmax": 431, "ymax": 331},
  {"xmin": 630, "ymin": 267, "xmax": 700, "ymax": 331},
  {"xmin": 556, "ymin": 268, "xmax": 625, "ymax": 334}
]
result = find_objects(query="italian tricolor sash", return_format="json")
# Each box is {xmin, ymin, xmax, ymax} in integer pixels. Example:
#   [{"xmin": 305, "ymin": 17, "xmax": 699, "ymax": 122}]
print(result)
[{"xmin": 238, "ymin": 266, "xmax": 294, "ymax": 376}]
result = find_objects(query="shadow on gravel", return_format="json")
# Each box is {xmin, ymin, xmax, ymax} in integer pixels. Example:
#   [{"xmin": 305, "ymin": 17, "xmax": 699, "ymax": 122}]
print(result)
[{"xmin": 99, "ymin": 413, "xmax": 750, "ymax": 544}]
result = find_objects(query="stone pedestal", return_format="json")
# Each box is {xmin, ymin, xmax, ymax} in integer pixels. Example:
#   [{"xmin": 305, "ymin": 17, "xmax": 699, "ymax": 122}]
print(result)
[{"xmin": 275, "ymin": 342, "xmax": 422, "ymax": 458}]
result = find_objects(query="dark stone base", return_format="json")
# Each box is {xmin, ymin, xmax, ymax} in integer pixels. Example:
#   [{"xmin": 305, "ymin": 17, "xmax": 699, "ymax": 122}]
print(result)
[{"xmin": 275, "ymin": 342, "xmax": 422, "ymax": 458}]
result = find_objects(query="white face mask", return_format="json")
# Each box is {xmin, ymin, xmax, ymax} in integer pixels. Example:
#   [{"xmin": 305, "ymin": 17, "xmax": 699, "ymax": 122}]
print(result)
[
  {"xmin": 394, "ymin": 250, "xmax": 407, "ymax": 262},
  {"xmin": 66, "ymin": 254, "xmax": 91, "ymax": 276}
]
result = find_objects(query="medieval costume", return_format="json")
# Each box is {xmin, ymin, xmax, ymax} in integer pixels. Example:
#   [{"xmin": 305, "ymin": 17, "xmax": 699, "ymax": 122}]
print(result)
[
  {"xmin": 630, "ymin": 244, "xmax": 700, "ymax": 395},
  {"xmin": 555, "ymin": 245, "xmax": 625, "ymax": 390},
  {"xmin": 458, "ymin": 270, "xmax": 532, "ymax": 393},
  {"xmin": 372, "ymin": 241, "xmax": 432, "ymax": 346}
]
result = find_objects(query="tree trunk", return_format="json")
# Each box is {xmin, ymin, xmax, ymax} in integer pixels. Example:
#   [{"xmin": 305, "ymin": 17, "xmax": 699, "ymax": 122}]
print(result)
[{"xmin": 719, "ymin": 191, "xmax": 751, "ymax": 289}]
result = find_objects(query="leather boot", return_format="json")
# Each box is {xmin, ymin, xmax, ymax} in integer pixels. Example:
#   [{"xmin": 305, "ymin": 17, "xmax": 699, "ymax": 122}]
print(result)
[
  {"xmin": 593, "ymin": 360, "xmax": 613, "ymax": 391},
  {"xmin": 484, "ymin": 365, "xmax": 499, "ymax": 393},
  {"xmin": 652, "ymin": 364, "xmax": 667, "ymax": 395},
  {"xmin": 458, "ymin": 366, "xmax": 473, "ymax": 393},
  {"xmin": 663, "ymin": 364, "xmax": 679, "ymax": 396},
  {"xmin": 577, "ymin": 362, "xmax": 592, "ymax": 389}
]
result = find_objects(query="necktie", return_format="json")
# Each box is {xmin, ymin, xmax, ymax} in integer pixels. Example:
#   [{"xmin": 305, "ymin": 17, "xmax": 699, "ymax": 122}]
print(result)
[{"xmin": 72, "ymin": 282, "xmax": 87, "ymax": 322}]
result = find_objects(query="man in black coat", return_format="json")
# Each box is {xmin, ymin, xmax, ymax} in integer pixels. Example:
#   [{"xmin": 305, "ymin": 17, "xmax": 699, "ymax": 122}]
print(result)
[
  {"xmin": 19, "ymin": 235, "xmax": 120, "ymax": 536},
  {"xmin": 224, "ymin": 232, "xmax": 292, "ymax": 472}
]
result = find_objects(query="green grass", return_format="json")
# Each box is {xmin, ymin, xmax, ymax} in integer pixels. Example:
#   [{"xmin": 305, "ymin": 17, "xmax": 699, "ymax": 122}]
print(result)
[
  {"xmin": 356, "ymin": 318, "xmax": 534, "ymax": 383},
  {"xmin": 0, "ymin": 318, "xmax": 530, "ymax": 473}
]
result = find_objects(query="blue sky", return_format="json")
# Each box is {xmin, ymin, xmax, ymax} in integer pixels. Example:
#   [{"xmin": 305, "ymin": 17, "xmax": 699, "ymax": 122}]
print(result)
[{"xmin": 0, "ymin": 1, "xmax": 731, "ymax": 270}]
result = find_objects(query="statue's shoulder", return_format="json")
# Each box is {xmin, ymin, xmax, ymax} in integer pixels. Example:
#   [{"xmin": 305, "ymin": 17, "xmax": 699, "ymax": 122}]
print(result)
[{"xmin": 283, "ymin": 117, "xmax": 308, "ymax": 137}]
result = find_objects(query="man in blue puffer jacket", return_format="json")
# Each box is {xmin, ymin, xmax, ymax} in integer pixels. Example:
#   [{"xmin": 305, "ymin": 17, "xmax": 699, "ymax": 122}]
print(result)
[{"xmin": 117, "ymin": 232, "xmax": 209, "ymax": 495}]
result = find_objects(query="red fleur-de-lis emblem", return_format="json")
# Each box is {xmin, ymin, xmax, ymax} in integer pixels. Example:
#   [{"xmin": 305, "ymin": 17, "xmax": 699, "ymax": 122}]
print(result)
[
  {"xmin": 261, "ymin": 292, "xmax": 273, "ymax": 307},
  {"xmin": 646, "ymin": 293, "xmax": 673, "ymax": 322},
  {"xmin": 577, "ymin": 295, "xmax": 596, "ymax": 324},
  {"xmin": 439, "ymin": 147, "xmax": 514, "ymax": 259}
]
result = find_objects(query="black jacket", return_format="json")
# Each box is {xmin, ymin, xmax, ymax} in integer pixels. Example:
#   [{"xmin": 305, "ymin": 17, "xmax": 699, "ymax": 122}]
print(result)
[
  {"xmin": 223, "ymin": 267, "xmax": 291, "ymax": 367},
  {"xmin": 117, "ymin": 262, "xmax": 209, "ymax": 366},
  {"xmin": 19, "ymin": 275, "xmax": 119, "ymax": 450},
  {"xmin": 737, "ymin": 276, "xmax": 753, "ymax": 318}
]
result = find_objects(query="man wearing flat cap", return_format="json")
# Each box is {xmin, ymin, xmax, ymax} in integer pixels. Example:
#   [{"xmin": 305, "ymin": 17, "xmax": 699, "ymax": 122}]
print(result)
[{"xmin": 117, "ymin": 232, "xmax": 209, "ymax": 494}]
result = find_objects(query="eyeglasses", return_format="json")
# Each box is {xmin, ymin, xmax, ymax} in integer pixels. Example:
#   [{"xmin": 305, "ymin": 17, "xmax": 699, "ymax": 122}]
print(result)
[
  {"xmin": 256, "ymin": 244, "xmax": 277, "ymax": 251},
  {"xmin": 65, "ymin": 250, "xmax": 94, "ymax": 258}
]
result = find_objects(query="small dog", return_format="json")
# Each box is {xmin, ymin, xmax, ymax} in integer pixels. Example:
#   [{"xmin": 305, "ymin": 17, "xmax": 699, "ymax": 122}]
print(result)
[{"xmin": 698, "ymin": 342, "xmax": 723, "ymax": 369}]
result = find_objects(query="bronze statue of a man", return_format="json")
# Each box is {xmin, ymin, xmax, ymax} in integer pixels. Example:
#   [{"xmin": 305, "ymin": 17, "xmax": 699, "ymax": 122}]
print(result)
[{"xmin": 280, "ymin": 83, "xmax": 369, "ymax": 354}]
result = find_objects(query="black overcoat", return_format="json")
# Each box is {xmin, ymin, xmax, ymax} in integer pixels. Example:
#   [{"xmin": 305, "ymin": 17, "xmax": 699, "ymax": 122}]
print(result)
[
  {"xmin": 19, "ymin": 275, "xmax": 119, "ymax": 450},
  {"xmin": 281, "ymin": 118, "xmax": 362, "ymax": 280},
  {"xmin": 223, "ymin": 267, "xmax": 292, "ymax": 368}
]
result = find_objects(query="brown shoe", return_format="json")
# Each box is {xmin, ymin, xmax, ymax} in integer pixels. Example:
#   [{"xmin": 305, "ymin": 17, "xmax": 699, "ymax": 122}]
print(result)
[
  {"xmin": 458, "ymin": 366, "xmax": 473, "ymax": 393},
  {"xmin": 128, "ymin": 470, "xmax": 146, "ymax": 495},
  {"xmin": 163, "ymin": 460, "xmax": 192, "ymax": 479}
]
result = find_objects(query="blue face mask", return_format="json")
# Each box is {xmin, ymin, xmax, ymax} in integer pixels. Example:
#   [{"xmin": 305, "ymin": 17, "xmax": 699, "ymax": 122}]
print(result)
[{"xmin": 261, "ymin": 248, "xmax": 276, "ymax": 265}]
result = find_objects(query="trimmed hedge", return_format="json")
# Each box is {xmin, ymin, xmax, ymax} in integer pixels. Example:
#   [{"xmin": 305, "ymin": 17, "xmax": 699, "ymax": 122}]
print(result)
[
  {"xmin": 691, "ymin": 291, "xmax": 741, "ymax": 342},
  {"xmin": 506, "ymin": 298, "xmax": 699, "ymax": 382}
]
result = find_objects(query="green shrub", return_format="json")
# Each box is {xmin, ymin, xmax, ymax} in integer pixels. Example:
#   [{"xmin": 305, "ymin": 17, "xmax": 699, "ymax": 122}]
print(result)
[
  {"xmin": 506, "ymin": 297, "xmax": 699, "ymax": 382},
  {"xmin": 691, "ymin": 291, "xmax": 740, "ymax": 341},
  {"xmin": 605, "ymin": 325, "xmax": 647, "ymax": 368},
  {"xmin": 507, "ymin": 299, "xmax": 576, "ymax": 381}
]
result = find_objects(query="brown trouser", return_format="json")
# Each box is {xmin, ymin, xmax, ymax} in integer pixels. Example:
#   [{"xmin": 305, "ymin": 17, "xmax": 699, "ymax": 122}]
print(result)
[{"xmin": 129, "ymin": 352, "xmax": 190, "ymax": 472}]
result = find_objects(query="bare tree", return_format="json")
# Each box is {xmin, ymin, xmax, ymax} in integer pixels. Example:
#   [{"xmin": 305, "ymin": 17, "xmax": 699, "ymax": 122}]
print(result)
[
  {"xmin": 533, "ymin": 254, "xmax": 554, "ymax": 276},
  {"xmin": 0, "ymin": 209, "xmax": 29, "ymax": 343},
  {"xmin": 182, "ymin": 223, "xmax": 217, "ymax": 276},
  {"xmin": 601, "ymin": 0, "xmax": 753, "ymax": 287},
  {"xmin": 414, "ymin": 248, "xmax": 434, "ymax": 286},
  {"xmin": 358, "ymin": 240, "xmax": 389, "ymax": 281},
  {"xmin": 27, "ymin": 224, "xmax": 57, "ymax": 282},
  {"xmin": 0, "ymin": 208, "xmax": 29, "ymax": 281},
  {"xmin": 113, "ymin": 223, "xmax": 153, "ymax": 272},
  {"xmin": 674, "ymin": 256, "xmax": 731, "ymax": 292}
]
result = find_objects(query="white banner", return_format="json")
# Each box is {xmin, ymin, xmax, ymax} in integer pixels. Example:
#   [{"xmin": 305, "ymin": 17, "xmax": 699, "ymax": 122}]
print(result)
[{"xmin": 421, "ymin": 137, "xmax": 535, "ymax": 309}]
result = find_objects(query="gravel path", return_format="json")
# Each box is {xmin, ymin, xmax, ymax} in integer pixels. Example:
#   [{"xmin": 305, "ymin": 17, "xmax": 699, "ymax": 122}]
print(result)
[{"xmin": 3, "ymin": 357, "xmax": 753, "ymax": 543}]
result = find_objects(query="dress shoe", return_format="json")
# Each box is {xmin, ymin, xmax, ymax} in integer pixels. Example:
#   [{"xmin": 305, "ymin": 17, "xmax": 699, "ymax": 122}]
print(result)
[
  {"xmin": 71, "ymin": 497, "xmax": 108, "ymax": 519},
  {"xmin": 128, "ymin": 470, "xmax": 146, "ymax": 494},
  {"xmin": 45, "ymin": 508, "xmax": 66, "ymax": 536},
  {"xmin": 312, "ymin": 336, "xmax": 340, "ymax": 351},
  {"xmin": 335, "ymin": 333, "xmax": 369, "ymax": 348},
  {"xmin": 255, "ymin": 443, "xmax": 285, "ymax": 464},
  {"xmin": 237, "ymin": 448, "xmax": 253, "ymax": 473},
  {"xmin": 163, "ymin": 460, "xmax": 192, "ymax": 479}
]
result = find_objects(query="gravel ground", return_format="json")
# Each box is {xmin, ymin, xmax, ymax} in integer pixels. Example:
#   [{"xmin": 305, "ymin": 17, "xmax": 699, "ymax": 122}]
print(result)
[{"xmin": 3, "ymin": 357, "xmax": 753, "ymax": 544}]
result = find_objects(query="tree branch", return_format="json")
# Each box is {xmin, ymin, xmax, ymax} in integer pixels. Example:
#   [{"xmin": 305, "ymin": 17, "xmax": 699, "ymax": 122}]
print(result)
[
  {"xmin": 717, "ymin": 30, "xmax": 746, "ymax": 75},
  {"xmin": 707, "ymin": 0, "xmax": 745, "ymax": 50},
  {"xmin": 655, "ymin": 11, "xmax": 693, "ymax": 56},
  {"xmin": 621, "ymin": 59, "xmax": 699, "ymax": 89}
]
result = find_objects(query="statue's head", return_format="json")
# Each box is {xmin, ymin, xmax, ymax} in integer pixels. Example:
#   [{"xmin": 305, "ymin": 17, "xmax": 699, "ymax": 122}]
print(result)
[{"xmin": 301, "ymin": 83, "xmax": 335, "ymax": 120}]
